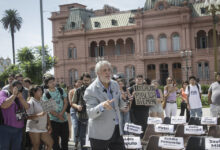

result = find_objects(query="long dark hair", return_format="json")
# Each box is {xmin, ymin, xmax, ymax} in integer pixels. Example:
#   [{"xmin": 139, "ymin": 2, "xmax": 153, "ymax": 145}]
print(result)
[{"xmin": 29, "ymin": 85, "xmax": 43, "ymax": 98}]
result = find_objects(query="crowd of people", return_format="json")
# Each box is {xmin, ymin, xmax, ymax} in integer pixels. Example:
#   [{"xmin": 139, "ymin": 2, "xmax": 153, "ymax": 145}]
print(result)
[{"xmin": 0, "ymin": 61, "xmax": 220, "ymax": 150}]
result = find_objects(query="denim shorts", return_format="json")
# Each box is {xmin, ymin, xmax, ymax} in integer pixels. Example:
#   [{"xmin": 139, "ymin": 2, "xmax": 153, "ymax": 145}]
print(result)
[{"xmin": 190, "ymin": 108, "xmax": 203, "ymax": 117}]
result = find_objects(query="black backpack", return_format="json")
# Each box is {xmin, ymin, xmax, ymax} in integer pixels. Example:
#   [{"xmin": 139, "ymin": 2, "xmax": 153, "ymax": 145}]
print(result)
[{"xmin": 45, "ymin": 87, "xmax": 70, "ymax": 113}]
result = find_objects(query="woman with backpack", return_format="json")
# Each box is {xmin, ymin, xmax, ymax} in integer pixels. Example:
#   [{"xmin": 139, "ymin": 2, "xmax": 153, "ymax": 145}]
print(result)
[{"xmin": 26, "ymin": 85, "xmax": 53, "ymax": 150}]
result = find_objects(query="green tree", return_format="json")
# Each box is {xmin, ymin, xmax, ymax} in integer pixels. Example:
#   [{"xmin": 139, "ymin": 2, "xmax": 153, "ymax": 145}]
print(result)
[
  {"xmin": 0, "ymin": 65, "xmax": 20, "ymax": 87},
  {"xmin": 17, "ymin": 46, "xmax": 55, "ymax": 84},
  {"xmin": 1, "ymin": 9, "xmax": 23, "ymax": 64}
]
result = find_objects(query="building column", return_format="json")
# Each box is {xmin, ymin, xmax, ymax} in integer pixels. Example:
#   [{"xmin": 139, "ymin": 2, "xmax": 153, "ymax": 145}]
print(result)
[
  {"xmin": 156, "ymin": 63, "xmax": 160, "ymax": 81},
  {"xmin": 167, "ymin": 36, "xmax": 172, "ymax": 52},
  {"xmin": 168, "ymin": 62, "xmax": 173, "ymax": 77}
]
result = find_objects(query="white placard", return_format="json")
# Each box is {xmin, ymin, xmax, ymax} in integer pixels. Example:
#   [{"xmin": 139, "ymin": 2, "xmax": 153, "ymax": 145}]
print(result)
[
  {"xmin": 205, "ymin": 138, "xmax": 220, "ymax": 150},
  {"xmin": 124, "ymin": 123, "xmax": 143, "ymax": 134},
  {"xmin": 201, "ymin": 117, "xmax": 217, "ymax": 125},
  {"xmin": 171, "ymin": 116, "xmax": 186, "ymax": 124},
  {"xmin": 40, "ymin": 99, "xmax": 57, "ymax": 112},
  {"xmin": 158, "ymin": 136, "xmax": 184, "ymax": 150},
  {"xmin": 184, "ymin": 125, "xmax": 204, "ymax": 135},
  {"xmin": 148, "ymin": 117, "xmax": 163, "ymax": 124},
  {"xmin": 155, "ymin": 124, "xmax": 174, "ymax": 133},
  {"xmin": 123, "ymin": 135, "xmax": 142, "ymax": 149}
]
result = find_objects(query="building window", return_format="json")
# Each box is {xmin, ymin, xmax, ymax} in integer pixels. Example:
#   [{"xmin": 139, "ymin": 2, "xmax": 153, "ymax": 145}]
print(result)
[
  {"xmin": 95, "ymin": 47, "xmax": 99, "ymax": 57},
  {"xmin": 69, "ymin": 69, "xmax": 78, "ymax": 85},
  {"xmin": 147, "ymin": 36, "xmax": 155, "ymax": 52},
  {"xmin": 68, "ymin": 48, "xmax": 72, "ymax": 58},
  {"xmin": 129, "ymin": 17, "xmax": 134, "ymax": 23},
  {"xmin": 199, "ymin": 37, "xmax": 207, "ymax": 49},
  {"xmin": 113, "ymin": 67, "xmax": 117, "ymax": 74},
  {"xmin": 197, "ymin": 62, "xmax": 209, "ymax": 80},
  {"xmin": 71, "ymin": 22, "xmax": 76, "ymax": 28},
  {"xmin": 90, "ymin": 68, "xmax": 96, "ymax": 79},
  {"xmin": 94, "ymin": 22, "xmax": 101, "ymax": 28},
  {"xmin": 115, "ymin": 44, "xmax": 120, "ymax": 55},
  {"xmin": 172, "ymin": 33, "xmax": 180, "ymax": 51},
  {"xmin": 112, "ymin": 19, "xmax": 118, "ymax": 26},
  {"xmin": 73, "ymin": 47, "xmax": 77, "ymax": 59},
  {"xmin": 125, "ymin": 66, "xmax": 135, "ymax": 80},
  {"xmin": 99, "ymin": 46, "xmax": 104, "ymax": 56},
  {"xmin": 201, "ymin": 8, "xmax": 207, "ymax": 14},
  {"xmin": 159, "ymin": 34, "xmax": 167, "ymax": 52},
  {"xmin": 130, "ymin": 42, "xmax": 135, "ymax": 54}
]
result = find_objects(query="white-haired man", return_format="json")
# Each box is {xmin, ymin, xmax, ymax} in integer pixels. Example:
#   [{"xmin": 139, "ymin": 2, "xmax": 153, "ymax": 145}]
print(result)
[{"xmin": 84, "ymin": 60, "xmax": 126, "ymax": 150}]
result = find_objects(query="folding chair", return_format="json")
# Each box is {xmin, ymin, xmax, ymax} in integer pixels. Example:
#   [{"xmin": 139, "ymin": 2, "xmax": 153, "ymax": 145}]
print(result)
[
  {"xmin": 188, "ymin": 117, "xmax": 208, "ymax": 132},
  {"xmin": 142, "ymin": 124, "xmax": 161, "ymax": 146},
  {"xmin": 146, "ymin": 135, "xmax": 162, "ymax": 150},
  {"xmin": 175, "ymin": 124, "xmax": 190, "ymax": 146},
  {"xmin": 185, "ymin": 136, "xmax": 205, "ymax": 150},
  {"xmin": 208, "ymin": 125, "xmax": 220, "ymax": 138},
  {"xmin": 163, "ymin": 117, "xmax": 171, "ymax": 124}
]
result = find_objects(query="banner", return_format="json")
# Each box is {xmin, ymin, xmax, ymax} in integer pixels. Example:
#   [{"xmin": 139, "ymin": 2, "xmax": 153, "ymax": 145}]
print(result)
[
  {"xmin": 155, "ymin": 124, "xmax": 174, "ymax": 134},
  {"xmin": 134, "ymin": 85, "xmax": 156, "ymax": 106},
  {"xmin": 40, "ymin": 99, "xmax": 57, "ymax": 112},
  {"xmin": 184, "ymin": 125, "xmax": 204, "ymax": 135},
  {"xmin": 148, "ymin": 117, "xmax": 163, "ymax": 124},
  {"xmin": 158, "ymin": 136, "xmax": 184, "ymax": 150},
  {"xmin": 123, "ymin": 135, "xmax": 142, "ymax": 149},
  {"xmin": 205, "ymin": 138, "xmax": 220, "ymax": 150},
  {"xmin": 201, "ymin": 117, "xmax": 217, "ymax": 125},
  {"xmin": 124, "ymin": 123, "xmax": 143, "ymax": 134},
  {"xmin": 171, "ymin": 116, "xmax": 186, "ymax": 124}
]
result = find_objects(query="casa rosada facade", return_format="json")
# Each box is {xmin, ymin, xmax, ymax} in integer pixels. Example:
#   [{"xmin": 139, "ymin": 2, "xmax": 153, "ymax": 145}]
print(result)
[{"xmin": 50, "ymin": 0, "xmax": 220, "ymax": 86}]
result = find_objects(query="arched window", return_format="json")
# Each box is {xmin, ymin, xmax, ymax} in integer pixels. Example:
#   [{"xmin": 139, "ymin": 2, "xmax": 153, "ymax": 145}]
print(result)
[
  {"xmin": 172, "ymin": 33, "xmax": 180, "ymax": 51},
  {"xmin": 197, "ymin": 61, "xmax": 209, "ymax": 80},
  {"xmin": 73, "ymin": 47, "xmax": 77, "ymax": 59},
  {"xmin": 125, "ymin": 66, "xmax": 135, "ymax": 80},
  {"xmin": 113, "ymin": 67, "xmax": 117, "ymax": 74},
  {"xmin": 68, "ymin": 48, "xmax": 72, "ymax": 58},
  {"xmin": 115, "ymin": 44, "xmax": 120, "ymax": 55},
  {"xmin": 69, "ymin": 69, "xmax": 78, "ymax": 85},
  {"xmin": 90, "ymin": 68, "xmax": 96, "ymax": 79},
  {"xmin": 159, "ymin": 34, "xmax": 167, "ymax": 52},
  {"xmin": 147, "ymin": 35, "xmax": 155, "ymax": 52},
  {"xmin": 197, "ymin": 30, "xmax": 207, "ymax": 49}
]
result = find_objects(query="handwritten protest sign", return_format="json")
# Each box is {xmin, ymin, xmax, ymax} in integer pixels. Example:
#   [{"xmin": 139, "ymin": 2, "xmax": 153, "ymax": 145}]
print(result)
[
  {"xmin": 124, "ymin": 123, "xmax": 143, "ymax": 134},
  {"xmin": 158, "ymin": 136, "xmax": 184, "ymax": 150},
  {"xmin": 171, "ymin": 116, "xmax": 186, "ymax": 124},
  {"xmin": 155, "ymin": 124, "xmax": 174, "ymax": 134},
  {"xmin": 205, "ymin": 138, "xmax": 220, "ymax": 150},
  {"xmin": 40, "ymin": 99, "xmax": 57, "ymax": 112},
  {"xmin": 123, "ymin": 135, "xmax": 142, "ymax": 149},
  {"xmin": 148, "ymin": 117, "xmax": 163, "ymax": 124},
  {"xmin": 133, "ymin": 85, "xmax": 156, "ymax": 106},
  {"xmin": 184, "ymin": 125, "xmax": 204, "ymax": 135},
  {"xmin": 201, "ymin": 117, "xmax": 217, "ymax": 125}
]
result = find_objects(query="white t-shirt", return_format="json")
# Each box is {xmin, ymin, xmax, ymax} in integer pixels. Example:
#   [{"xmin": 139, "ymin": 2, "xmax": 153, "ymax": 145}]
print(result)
[
  {"xmin": 26, "ymin": 97, "xmax": 48, "ymax": 133},
  {"xmin": 185, "ymin": 84, "xmax": 202, "ymax": 109}
]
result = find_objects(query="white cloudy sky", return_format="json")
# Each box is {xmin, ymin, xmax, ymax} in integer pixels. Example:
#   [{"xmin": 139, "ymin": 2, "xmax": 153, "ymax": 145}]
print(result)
[{"xmin": 0, "ymin": 0, "xmax": 145, "ymax": 62}]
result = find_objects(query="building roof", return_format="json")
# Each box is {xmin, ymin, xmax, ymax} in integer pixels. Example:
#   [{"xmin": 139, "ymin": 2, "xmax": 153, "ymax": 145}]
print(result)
[{"xmin": 144, "ymin": 0, "xmax": 185, "ymax": 10}]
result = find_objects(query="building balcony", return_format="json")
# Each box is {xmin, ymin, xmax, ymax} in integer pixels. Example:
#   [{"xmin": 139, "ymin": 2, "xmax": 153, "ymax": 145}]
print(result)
[
  {"xmin": 139, "ymin": 50, "xmax": 181, "ymax": 60},
  {"xmin": 194, "ymin": 47, "xmax": 220, "ymax": 56}
]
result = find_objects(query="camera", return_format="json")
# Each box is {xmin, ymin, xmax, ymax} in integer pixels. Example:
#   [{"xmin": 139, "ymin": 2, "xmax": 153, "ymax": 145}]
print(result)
[
  {"xmin": 16, "ymin": 109, "xmax": 27, "ymax": 121},
  {"xmin": 17, "ymin": 85, "xmax": 24, "ymax": 93}
]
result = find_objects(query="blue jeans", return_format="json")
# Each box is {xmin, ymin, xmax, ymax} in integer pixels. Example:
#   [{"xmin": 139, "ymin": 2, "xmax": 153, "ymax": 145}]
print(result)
[
  {"xmin": 77, "ymin": 119, "xmax": 88, "ymax": 150},
  {"xmin": 190, "ymin": 108, "xmax": 203, "ymax": 117},
  {"xmin": 70, "ymin": 108, "xmax": 78, "ymax": 143},
  {"xmin": 0, "ymin": 125, "xmax": 23, "ymax": 150},
  {"xmin": 120, "ymin": 112, "xmax": 130, "ymax": 135}
]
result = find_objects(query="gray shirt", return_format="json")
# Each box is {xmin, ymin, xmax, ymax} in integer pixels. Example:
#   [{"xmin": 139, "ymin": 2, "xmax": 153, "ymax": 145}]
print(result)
[{"xmin": 209, "ymin": 82, "xmax": 220, "ymax": 105}]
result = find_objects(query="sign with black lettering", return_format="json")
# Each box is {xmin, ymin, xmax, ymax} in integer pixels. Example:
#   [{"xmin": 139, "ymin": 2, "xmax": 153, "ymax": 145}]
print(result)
[
  {"xmin": 134, "ymin": 85, "xmax": 156, "ymax": 106},
  {"xmin": 123, "ymin": 135, "xmax": 142, "ymax": 149},
  {"xmin": 201, "ymin": 117, "xmax": 217, "ymax": 125},
  {"xmin": 184, "ymin": 125, "xmax": 204, "ymax": 135},
  {"xmin": 124, "ymin": 123, "xmax": 143, "ymax": 134},
  {"xmin": 205, "ymin": 138, "xmax": 220, "ymax": 150},
  {"xmin": 171, "ymin": 116, "xmax": 186, "ymax": 124},
  {"xmin": 40, "ymin": 99, "xmax": 57, "ymax": 112},
  {"xmin": 158, "ymin": 136, "xmax": 184, "ymax": 149},
  {"xmin": 148, "ymin": 117, "xmax": 163, "ymax": 124},
  {"xmin": 155, "ymin": 124, "xmax": 174, "ymax": 134}
]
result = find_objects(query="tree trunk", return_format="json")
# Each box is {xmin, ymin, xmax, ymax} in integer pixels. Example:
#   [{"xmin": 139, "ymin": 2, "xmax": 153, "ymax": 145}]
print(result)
[{"xmin": 11, "ymin": 31, "xmax": 15, "ymax": 64}]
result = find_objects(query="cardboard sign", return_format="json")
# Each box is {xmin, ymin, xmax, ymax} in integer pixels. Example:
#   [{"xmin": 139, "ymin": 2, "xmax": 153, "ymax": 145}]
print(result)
[
  {"xmin": 205, "ymin": 138, "xmax": 220, "ymax": 150},
  {"xmin": 124, "ymin": 123, "xmax": 143, "ymax": 134},
  {"xmin": 171, "ymin": 116, "xmax": 186, "ymax": 124},
  {"xmin": 184, "ymin": 125, "xmax": 204, "ymax": 135},
  {"xmin": 158, "ymin": 136, "xmax": 184, "ymax": 150},
  {"xmin": 40, "ymin": 99, "xmax": 57, "ymax": 112},
  {"xmin": 155, "ymin": 124, "xmax": 174, "ymax": 133},
  {"xmin": 148, "ymin": 117, "xmax": 163, "ymax": 124},
  {"xmin": 201, "ymin": 117, "xmax": 217, "ymax": 125},
  {"xmin": 123, "ymin": 135, "xmax": 142, "ymax": 149},
  {"xmin": 133, "ymin": 85, "xmax": 156, "ymax": 106}
]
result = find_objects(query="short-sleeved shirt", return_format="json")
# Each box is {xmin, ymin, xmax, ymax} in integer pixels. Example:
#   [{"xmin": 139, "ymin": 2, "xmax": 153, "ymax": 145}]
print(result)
[
  {"xmin": 26, "ymin": 97, "xmax": 47, "ymax": 133},
  {"xmin": 185, "ymin": 85, "xmax": 202, "ymax": 109},
  {"xmin": 209, "ymin": 82, "xmax": 220, "ymax": 105},
  {"xmin": 42, "ymin": 88, "xmax": 67, "ymax": 122},
  {"xmin": 0, "ymin": 90, "xmax": 24, "ymax": 128}
]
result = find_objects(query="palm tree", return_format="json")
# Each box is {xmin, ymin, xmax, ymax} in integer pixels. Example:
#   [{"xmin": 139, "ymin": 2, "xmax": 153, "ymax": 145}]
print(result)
[{"xmin": 1, "ymin": 9, "xmax": 23, "ymax": 64}]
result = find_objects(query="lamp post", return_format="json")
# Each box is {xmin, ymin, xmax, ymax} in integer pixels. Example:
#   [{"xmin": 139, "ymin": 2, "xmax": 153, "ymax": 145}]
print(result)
[
  {"xmin": 181, "ymin": 50, "xmax": 192, "ymax": 80},
  {"xmin": 204, "ymin": 0, "xmax": 220, "ymax": 74},
  {"xmin": 40, "ymin": 0, "xmax": 46, "ymax": 74}
]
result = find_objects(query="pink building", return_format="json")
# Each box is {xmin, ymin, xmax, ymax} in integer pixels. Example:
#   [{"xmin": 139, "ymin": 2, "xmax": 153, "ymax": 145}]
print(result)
[{"xmin": 50, "ymin": 1, "xmax": 220, "ymax": 86}]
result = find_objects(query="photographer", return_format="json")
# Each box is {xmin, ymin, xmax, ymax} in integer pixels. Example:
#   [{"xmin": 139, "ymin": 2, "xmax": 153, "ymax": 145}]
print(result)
[
  {"xmin": 72, "ymin": 73, "xmax": 91, "ymax": 150},
  {"xmin": 0, "ymin": 80, "xmax": 29, "ymax": 150}
]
